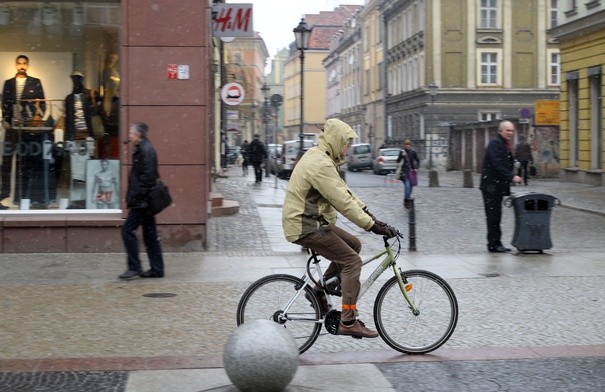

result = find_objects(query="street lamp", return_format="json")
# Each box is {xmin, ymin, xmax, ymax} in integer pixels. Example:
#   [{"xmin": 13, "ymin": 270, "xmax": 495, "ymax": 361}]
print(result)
[
  {"xmin": 250, "ymin": 102, "xmax": 257, "ymax": 138},
  {"xmin": 261, "ymin": 83, "xmax": 271, "ymax": 177},
  {"xmin": 428, "ymin": 81, "xmax": 439, "ymax": 187},
  {"xmin": 293, "ymin": 18, "xmax": 312, "ymax": 158},
  {"xmin": 427, "ymin": 82, "xmax": 438, "ymax": 168}
]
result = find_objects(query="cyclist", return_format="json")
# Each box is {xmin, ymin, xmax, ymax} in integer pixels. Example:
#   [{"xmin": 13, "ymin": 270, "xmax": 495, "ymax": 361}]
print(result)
[{"xmin": 282, "ymin": 118, "xmax": 397, "ymax": 339}]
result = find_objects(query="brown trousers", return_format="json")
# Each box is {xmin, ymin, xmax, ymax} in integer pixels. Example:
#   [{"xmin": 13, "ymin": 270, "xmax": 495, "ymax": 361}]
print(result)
[{"xmin": 295, "ymin": 226, "xmax": 362, "ymax": 322}]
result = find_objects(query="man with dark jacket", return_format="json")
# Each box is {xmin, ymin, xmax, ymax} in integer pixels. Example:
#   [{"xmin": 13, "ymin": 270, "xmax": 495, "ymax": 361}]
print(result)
[
  {"xmin": 479, "ymin": 121, "xmax": 522, "ymax": 253},
  {"xmin": 119, "ymin": 122, "xmax": 165, "ymax": 279},
  {"xmin": 248, "ymin": 134, "xmax": 267, "ymax": 183}
]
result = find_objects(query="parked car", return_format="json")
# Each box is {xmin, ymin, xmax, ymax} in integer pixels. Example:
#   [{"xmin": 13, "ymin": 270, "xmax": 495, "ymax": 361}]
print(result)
[
  {"xmin": 346, "ymin": 143, "xmax": 373, "ymax": 171},
  {"xmin": 278, "ymin": 139, "xmax": 316, "ymax": 179},
  {"xmin": 267, "ymin": 143, "xmax": 282, "ymax": 175},
  {"xmin": 373, "ymin": 148, "xmax": 402, "ymax": 175},
  {"xmin": 227, "ymin": 146, "xmax": 241, "ymax": 165}
]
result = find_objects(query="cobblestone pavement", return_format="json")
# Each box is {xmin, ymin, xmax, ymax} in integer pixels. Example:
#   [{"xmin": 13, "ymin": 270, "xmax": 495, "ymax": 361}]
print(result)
[
  {"xmin": 0, "ymin": 167, "xmax": 603, "ymax": 391},
  {"xmin": 208, "ymin": 167, "xmax": 605, "ymax": 256}
]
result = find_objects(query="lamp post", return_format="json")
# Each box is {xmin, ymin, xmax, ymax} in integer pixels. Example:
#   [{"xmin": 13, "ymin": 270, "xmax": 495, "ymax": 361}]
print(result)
[
  {"xmin": 261, "ymin": 83, "xmax": 271, "ymax": 177},
  {"xmin": 250, "ymin": 102, "xmax": 257, "ymax": 139},
  {"xmin": 293, "ymin": 18, "xmax": 312, "ymax": 158},
  {"xmin": 428, "ymin": 81, "xmax": 439, "ymax": 187},
  {"xmin": 428, "ymin": 81, "xmax": 438, "ymax": 168}
]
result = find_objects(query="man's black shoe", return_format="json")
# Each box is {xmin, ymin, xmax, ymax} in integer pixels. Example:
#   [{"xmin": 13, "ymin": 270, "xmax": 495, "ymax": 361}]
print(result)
[
  {"xmin": 489, "ymin": 245, "xmax": 511, "ymax": 253},
  {"xmin": 140, "ymin": 269, "xmax": 164, "ymax": 278},
  {"xmin": 119, "ymin": 270, "xmax": 142, "ymax": 280}
]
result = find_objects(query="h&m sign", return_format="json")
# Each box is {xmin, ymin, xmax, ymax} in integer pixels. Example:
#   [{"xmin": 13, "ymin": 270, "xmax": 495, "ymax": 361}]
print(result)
[{"xmin": 212, "ymin": 4, "xmax": 253, "ymax": 38}]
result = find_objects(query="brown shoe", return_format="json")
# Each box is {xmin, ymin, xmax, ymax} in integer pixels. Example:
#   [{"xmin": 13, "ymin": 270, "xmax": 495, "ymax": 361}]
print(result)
[{"xmin": 338, "ymin": 320, "xmax": 379, "ymax": 338}]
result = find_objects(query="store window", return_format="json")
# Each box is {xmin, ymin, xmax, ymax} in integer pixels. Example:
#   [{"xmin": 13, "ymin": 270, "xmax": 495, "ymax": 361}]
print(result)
[{"xmin": 0, "ymin": 1, "xmax": 120, "ymax": 212}]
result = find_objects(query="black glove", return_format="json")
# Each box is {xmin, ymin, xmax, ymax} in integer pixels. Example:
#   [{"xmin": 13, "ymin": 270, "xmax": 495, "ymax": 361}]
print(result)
[{"xmin": 369, "ymin": 223, "xmax": 397, "ymax": 238}]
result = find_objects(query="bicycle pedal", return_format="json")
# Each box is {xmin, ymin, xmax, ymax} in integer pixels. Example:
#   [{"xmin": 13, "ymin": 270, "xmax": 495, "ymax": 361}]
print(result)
[{"xmin": 351, "ymin": 335, "xmax": 363, "ymax": 340}]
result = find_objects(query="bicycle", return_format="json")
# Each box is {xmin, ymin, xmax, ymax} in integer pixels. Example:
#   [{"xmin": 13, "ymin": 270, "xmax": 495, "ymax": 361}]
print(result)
[{"xmin": 236, "ymin": 231, "xmax": 458, "ymax": 354}]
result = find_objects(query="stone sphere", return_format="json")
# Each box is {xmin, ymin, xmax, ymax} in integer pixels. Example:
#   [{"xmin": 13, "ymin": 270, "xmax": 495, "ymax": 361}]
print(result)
[{"xmin": 223, "ymin": 319, "xmax": 299, "ymax": 392}]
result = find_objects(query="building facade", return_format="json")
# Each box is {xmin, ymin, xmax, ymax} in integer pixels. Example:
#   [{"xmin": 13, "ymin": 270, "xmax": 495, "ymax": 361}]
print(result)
[
  {"xmin": 221, "ymin": 34, "xmax": 268, "ymax": 148},
  {"xmin": 378, "ymin": 0, "xmax": 560, "ymax": 170},
  {"xmin": 359, "ymin": 0, "xmax": 386, "ymax": 152},
  {"xmin": 550, "ymin": 1, "xmax": 604, "ymax": 185},
  {"xmin": 283, "ymin": 5, "xmax": 363, "ymax": 142},
  {"xmin": 324, "ymin": 13, "xmax": 364, "ymax": 141}
]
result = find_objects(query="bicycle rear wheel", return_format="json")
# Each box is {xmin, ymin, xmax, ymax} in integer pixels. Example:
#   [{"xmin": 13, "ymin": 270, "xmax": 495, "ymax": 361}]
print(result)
[
  {"xmin": 374, "ymin": 269, "xmax": 458, "ymax": 354},
  {"xmin": 236, "ymin": 274, "xmax": 322, "ymax": 354}
]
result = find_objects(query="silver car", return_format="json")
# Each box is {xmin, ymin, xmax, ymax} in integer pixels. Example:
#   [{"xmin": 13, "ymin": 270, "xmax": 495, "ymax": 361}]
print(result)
[
  {"xmin": 346, "ymin": 143, "xmax": 373, "ymax": 171},
  {"xmin": 372, "ymin": 148, "xmax": 402, "ymax": 175}
]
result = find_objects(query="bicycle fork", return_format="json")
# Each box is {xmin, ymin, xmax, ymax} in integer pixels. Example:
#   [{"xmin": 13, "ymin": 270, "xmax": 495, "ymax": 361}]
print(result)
[{"xmin": 393, "ymin": 267, "xmax": 420, "ymax": 316}]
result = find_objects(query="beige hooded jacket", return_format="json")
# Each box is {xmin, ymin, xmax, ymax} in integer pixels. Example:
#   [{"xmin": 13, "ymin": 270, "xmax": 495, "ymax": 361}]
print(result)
[{"xmin": 282, "ymin": 118, "xmax": 374, "ymax": 243}]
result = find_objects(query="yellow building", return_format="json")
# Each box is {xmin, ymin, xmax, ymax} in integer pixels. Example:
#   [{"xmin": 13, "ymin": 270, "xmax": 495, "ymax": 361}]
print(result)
[
  {"xmin": 551, "ymin": 3, "xmax": 605, "ymax": 185},
  {"xmin": 283, "ymin": 6, "xmax": 362, "ymax": 141}
]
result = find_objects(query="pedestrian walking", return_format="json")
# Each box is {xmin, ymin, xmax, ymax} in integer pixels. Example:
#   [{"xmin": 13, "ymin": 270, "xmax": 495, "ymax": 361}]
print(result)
[
  {"xmin": 479, "ymin": 120, "xmax": 522, "ymax": 253},
  {"xmin": 241, "ymin": 140, "xmax": 250, "ymax": 176},
  {"xmin": 119, "ymin": 122, "xmax": 165, "ymax": 280},
  {"xmin": 248, "ymin": 134, "xmax": 267, "ymax": 183},
  {"xmin": 395, "ymin": 139, "xmax": 420, "ymax": 208},
  {"xmin": 514, "ymin": 135, "xmax": 533, "ymax": 185}
]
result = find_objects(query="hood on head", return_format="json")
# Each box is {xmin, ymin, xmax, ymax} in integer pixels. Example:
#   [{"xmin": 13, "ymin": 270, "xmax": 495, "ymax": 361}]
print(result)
[{"xmin": 318, "ymin": 118, "xmax": 357, "ymax": 165}]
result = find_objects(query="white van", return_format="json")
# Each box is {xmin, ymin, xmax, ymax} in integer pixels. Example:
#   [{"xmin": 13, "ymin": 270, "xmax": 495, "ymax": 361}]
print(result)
[{"xmin": 278, "ymin": 139, "xmax": 316, "ymax": 179}]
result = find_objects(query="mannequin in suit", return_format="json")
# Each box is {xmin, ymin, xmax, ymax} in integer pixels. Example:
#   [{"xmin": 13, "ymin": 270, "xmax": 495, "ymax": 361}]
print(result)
[{"xmin": 1, "ymin": 55, "xmax": 46, "ymax": 208}]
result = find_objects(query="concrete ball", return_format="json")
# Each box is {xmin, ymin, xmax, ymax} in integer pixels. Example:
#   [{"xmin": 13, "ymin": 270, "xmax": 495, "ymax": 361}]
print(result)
[{"xmin": 223, "ymin": 319, "xmax": 299, "ymax": 392}]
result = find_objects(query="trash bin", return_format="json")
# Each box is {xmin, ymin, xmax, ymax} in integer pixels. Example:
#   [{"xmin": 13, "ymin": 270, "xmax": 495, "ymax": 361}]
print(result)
[{"xmin": 505, "ymin": 192, "xmax": 560, "ymax": 252}]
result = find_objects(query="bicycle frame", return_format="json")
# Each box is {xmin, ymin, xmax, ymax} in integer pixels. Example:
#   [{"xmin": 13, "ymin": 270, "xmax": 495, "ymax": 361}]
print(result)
[
  {"xmin": 291, "ymin": 235, "xmax": 419, "ymax": 320},
  {"xmin": 237, "ymin": 232, "xmax": 458, "ymax": 355},
  {"xmin": 357, "ymin": 237, "xmax": 419, "ymax": 315}
]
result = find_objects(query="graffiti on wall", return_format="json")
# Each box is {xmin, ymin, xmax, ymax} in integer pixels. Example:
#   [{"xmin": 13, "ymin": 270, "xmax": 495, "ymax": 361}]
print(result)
[{"xmin": 527, "ymin": 126, "xmax": 560, "ymax": 177}]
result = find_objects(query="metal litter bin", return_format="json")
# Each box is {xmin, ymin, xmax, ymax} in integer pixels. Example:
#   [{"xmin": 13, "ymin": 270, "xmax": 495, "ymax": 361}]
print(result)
[{"xmin": 505, "ymin": 192, "xmax": 560, "ymax": 253}]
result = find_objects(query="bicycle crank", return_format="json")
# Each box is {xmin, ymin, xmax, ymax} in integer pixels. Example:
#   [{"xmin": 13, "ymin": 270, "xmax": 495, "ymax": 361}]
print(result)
[{"xmin": 324, "ymin": 309, "xmax": 341, "ymax": 335}]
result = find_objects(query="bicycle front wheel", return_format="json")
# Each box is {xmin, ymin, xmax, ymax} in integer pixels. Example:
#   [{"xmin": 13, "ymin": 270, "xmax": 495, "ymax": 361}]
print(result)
[
  {"xmin": 374, "ymin": 269, "xmax": 458, "ymax": 354},
  {"xmin": 236, "ymin": 274, "xmax": 322, "ymax": 354}
]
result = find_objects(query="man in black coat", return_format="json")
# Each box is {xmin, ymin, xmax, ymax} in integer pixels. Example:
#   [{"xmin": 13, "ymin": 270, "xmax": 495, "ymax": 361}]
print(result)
[
  {"xmin": 1, "ymin": 55, "xmax": 46, "ymax": 208},
  {"xmin": 248, "ymin": 133, "xmax": 267, "ymax": 183},
  {"xmin": 479, "ymin": 120, "xmax": 522, "ymax": 253},
  {"xmin": 119, "ymin": 122, "xmax": 165, "ymax": 280}
]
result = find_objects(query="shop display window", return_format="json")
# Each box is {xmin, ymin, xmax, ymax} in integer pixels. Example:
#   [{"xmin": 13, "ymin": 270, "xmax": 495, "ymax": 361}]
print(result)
[{"xmin": 0, "ymin": 1, "xmax": 120, "ymax": 211}]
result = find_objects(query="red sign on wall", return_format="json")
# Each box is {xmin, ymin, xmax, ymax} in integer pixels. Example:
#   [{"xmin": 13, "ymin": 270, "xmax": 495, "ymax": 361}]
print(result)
[{"xmin": 167, "ymin": 64, "xmax": 178, "ymax": 79}]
